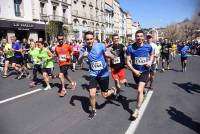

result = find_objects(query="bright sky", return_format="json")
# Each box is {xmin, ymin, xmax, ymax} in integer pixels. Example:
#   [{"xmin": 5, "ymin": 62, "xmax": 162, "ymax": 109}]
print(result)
[{"xmin": 119, "ymin": 0, "xmax": 199, "ymax": 28}]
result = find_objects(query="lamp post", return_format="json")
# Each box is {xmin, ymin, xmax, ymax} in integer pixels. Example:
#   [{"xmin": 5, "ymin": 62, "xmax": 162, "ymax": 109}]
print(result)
[{"xmin": 42, "ymin": 15, "xmax": 49, "ymax": 42}]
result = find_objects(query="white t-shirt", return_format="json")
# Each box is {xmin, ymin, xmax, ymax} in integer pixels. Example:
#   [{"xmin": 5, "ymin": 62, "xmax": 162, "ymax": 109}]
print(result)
[{"xmin": 150, "ymin": 42, "xmax": 159, "ymax": 64}]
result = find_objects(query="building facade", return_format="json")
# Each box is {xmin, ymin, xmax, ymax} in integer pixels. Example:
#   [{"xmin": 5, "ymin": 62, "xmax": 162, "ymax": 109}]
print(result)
[
  {"xmin": 0, "ymin": 0, "xmax": 72, "ymax": 42},
  {"xmin": 71, "ymin": 0, "xmax": 105, "ymax": 41},
  {"xmin": 104, "ymin": 0, "xmax": 114, "ymax": 39}
]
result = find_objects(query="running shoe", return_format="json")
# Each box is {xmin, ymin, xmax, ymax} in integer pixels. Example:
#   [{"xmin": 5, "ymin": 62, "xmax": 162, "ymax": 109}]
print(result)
[
  {"xmin": 29, "ymin": 81, "xmax": 36, "ymax": 88},
  {"xmin": 59, "ymin": 88, "xmax": 66, "ymax": 97},
  {"xmin": 71, "ymin": 82, "xmax": 77, "ymax": 90},
  {"xmin": 44, "ymin": 85, "xmax": 52, "ymax": 91},
  {"xmin": 88, "ymin": 110, "xmax": 96, "ymax": 120},
  {"xmin": 111, "ymin": 87, "xmax": 117, "ymax": 96},
  {"xmin": 161, "ymin": 68, "xmax": 165, "ymax": 72},
  {"xmin": 2, "ymin": 74, "xmax": 8, "ymax": 78},
  {"xmin": 17, "ymin": 72, "xmax": 24, "ymax": 80},
  {"xmin": 131, "ymin": 109, "xmax": 139, "ymax": 119}
]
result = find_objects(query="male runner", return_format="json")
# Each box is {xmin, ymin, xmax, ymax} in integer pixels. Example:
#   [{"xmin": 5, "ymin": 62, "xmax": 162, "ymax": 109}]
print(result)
[
  {"xmin": 178, "ymin": 42, "xmax": 190, "ymax": 72},
  {"xmin": 11, "ymin": 36, "xmax": 24, "ymax": 79},
  {"xmin": 126, "ymin": 30, "xmax": 154, "ymax": 119},
  {"xmin": 3, "ymin": 39, "xmax": 14, "ymax": 77},
  {"xmin": 146, "ymin": 35, "xmax": 159, "ymax": 89},
  {"xmin": 55, "ymin": 33, "xmax": 76, "ymax": 97},
  {"xmin": 79, "ymin": 31, "xmax": 116, "ymax": 120},
  {"xmin": 161, "ymin": 39, "xmax": 171, "ymax": 72},
  {"xmin": 109, "ymin": 34, "xmax": 127, "ymax": 98}
]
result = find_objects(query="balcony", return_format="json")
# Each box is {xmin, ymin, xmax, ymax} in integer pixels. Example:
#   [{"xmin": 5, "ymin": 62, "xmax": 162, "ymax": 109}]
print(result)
[
  {"xmin": 81, "ymin": 0, "xmax": 86, "ymax": 4},
  {"xmin": 72, "ymin": 10, "xmax": 78, "ymax": 16},
  {"xmin": 40, "ymin": 14, "xmax": 68, "ymax": 23}
]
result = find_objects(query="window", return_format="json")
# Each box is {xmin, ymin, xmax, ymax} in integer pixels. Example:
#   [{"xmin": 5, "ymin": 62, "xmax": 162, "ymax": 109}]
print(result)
[
  {"xmin": 53, "ymin": 6, "xmax": 56, "ymax": 16},
  {"xmin": 63, "ymin": 9, "xmax": 66, "ymax": 17},
  {"xmin": 40, "ymin": 3, "xmax": 45, "ymax": 15},
  {"xmin": 14, "ymin": 0, "xmax": 22, "ymax": 16}
]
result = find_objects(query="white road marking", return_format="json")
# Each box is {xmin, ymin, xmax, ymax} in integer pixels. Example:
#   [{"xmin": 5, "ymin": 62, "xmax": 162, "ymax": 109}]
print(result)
[
  {"xmin": 0, "ymin": 89, "xmax": 42, "ymax": 105},
  {"xmin": 125, "ymin": 90, "xmax": 154, "ymax": 134}
]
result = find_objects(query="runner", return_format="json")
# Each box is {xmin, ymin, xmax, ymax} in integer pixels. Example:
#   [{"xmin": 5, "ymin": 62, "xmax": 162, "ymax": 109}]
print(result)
[
  {"xmin": 2, "ymin": 39, "xmax": 14, "ymax": 78},
  {"xmin": 109, "ymin": 34, "xmax": 127, "ymax": 99},
  {"xmin": 72, "ymin": 40, "xmax": 80, "ymax": 71},
  {"xmin": 156, "ymin": 41, "xmax": 162, "ymax": 70},
  {"xmin": 79, "ymin": 31, "xmax": 116, "ymax": 120},
  {"xmin": 29, "ymin": 41, "xmax": 42, "ymax": 88},
  {"xmin": 55, "ymin": 33, "xmax": 76, "ymax": 97},
  {"xmin": 171, "ymin": 42, "xmax": 177, "ymax": 60},
  {"xmin": 146, "ymin": 35, "xmax": 159, "ymax": 90},
  {"xmin": 178, "ymin": 42, "xmax": 190, "ymax": 72},
  {"xmin": 126, "ymin": 30, "xmax": 154, "ymax": 119},
  {"xmin": 161, "ymin": 39, "xmax": 171, "ymax": 72},
  {"xmin": 11, "ymin": 36, "xmax": 24, "ymax": 79},
  {"xmin": 37, "ymin": 41, "xmax": 54, "ymax": 90}
]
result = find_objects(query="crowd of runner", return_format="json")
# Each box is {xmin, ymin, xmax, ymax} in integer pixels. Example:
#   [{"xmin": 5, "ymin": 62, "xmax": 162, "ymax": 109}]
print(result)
[{"xmin": 0, "ymin": 30, "xmax": 197, "ymax": 120}]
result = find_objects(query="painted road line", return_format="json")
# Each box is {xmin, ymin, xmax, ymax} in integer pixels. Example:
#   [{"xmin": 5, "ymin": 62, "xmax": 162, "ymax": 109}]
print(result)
[
  {"xmin": 125, "ymin": 90, "xmax": 154, "ymax": 134},
  {"xmin": 0, "ymin": 89, "xmax": 42, "ymax": 105}
]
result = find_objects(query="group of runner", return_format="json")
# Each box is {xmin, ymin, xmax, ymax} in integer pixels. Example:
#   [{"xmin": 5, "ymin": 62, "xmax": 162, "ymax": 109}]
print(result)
[{"xmin": 0, "ymin": 30, "xmax": 192, "ymax": 120}]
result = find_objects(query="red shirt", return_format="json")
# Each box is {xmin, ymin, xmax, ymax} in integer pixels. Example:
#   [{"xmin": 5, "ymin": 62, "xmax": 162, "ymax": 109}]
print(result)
[{"xmin": 55, "ymin": 44, "xmax": 72, "ymax": 66}]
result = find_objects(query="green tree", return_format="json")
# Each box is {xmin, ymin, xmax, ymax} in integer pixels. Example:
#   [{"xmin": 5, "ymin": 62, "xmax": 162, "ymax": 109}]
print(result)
[{"xmin": 47, "ymin": 21, "xmax": 60, "ymax": 41}]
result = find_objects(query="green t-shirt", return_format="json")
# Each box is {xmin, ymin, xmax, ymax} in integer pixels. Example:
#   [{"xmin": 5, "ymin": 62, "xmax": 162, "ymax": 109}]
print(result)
[
  {"xmin": 4, "ymin": 43, "xmax": 14, "ymax": 58},
  {"xmin": 37, "ymin": 48, "xmax": 54, "ymax": 68},
  {"xmin": 29, "ymin": 48, "xmax": 40, "ymax": 64}
]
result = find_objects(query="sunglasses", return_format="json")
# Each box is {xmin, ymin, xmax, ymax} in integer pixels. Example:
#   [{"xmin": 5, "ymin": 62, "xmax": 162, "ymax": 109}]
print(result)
[{"xmin": 86, "ymin": 38, "xmax": 93, "ymax": 41}]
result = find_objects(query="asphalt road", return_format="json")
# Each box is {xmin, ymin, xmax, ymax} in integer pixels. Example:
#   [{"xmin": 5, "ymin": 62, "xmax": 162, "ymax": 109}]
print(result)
[{"xmin": 0, "ymin": 55, "xmax": 199, "ymax": 134}]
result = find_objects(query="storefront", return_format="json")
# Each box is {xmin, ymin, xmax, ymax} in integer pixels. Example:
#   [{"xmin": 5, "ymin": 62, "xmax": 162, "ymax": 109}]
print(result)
[{"xmin": 0, "ymin": 20, "xmax": 45, "ymax": 42}]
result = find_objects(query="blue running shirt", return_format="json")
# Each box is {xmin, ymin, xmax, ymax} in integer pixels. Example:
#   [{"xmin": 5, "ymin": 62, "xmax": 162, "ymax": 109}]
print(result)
[
  {"xmin": 179, "ymin": 45, "xmax": 190, "ymax": 58},
  {"xmin": 12, "ymin": 41, "xmax": 23, "ymax": 58},
  {"xmin": 80, "ymin": 43, "xmax": 109, "ymax": 77},
  {"xmin": 127, "ymin": 43, "xmax": 152, "ymax": 72}
]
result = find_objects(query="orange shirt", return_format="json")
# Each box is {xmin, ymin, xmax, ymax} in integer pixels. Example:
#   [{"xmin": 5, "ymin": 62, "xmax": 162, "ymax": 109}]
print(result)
[{"xmin": 55, "ymin": 44, "xmax": 72, "ymax": 66}]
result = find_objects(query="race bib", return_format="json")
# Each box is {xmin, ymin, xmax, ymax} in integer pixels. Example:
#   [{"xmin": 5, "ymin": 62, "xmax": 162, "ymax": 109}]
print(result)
[
  {"xmin": 135, "ymin": 57, "xmax": 148, "ymax": 65},
  {"xmin": 91, "ymin": 61, "xmax": 103, "ymax": 71},
  {"xmin": 113, "ymin": 57, "xmax": 120, "ymax": 64},
  {"xmin": 59, "ymin": 55, "xmax": 66, "ymax": 61}
]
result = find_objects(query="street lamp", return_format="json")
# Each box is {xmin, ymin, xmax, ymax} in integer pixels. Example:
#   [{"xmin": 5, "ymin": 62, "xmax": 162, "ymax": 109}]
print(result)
[{"xmin": 41, "ymin": 15, "xmax": 49, "ymax": 42}]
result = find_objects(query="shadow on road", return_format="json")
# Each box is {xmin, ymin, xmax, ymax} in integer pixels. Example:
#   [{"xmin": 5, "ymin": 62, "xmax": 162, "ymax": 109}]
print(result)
[
  {"xmin": 115, "ymin": 96, "xmax": 136, "ymax": 115},
  {"xmin": 173, "ymin": 82, "xmax": 200, "ymax": 94},
  {"xmin": 53, "ymin": 83, "xmax": 70, "ymax": 92},
  {"xmin": 70, "ymin": 95, "xmax": 120, "ymax": 114},
  {"xmin": 169, "ymin": 68, "xmax": 182, "ymax": 72},
  {"xmin": 166, "ymin": 106, "xmax": 200, "ymax": 134},
  {"xmin": 82, "ymin": 75, "xmax": 90, "ymax": 81},
  {"xmin": 127, "ymin": 82, "xmax": 138, "ymax": 90}
]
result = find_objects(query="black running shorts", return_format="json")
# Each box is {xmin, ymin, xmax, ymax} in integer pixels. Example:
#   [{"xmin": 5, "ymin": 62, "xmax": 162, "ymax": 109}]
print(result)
[{"xmin": 89, "ymin": 76, "xmax": 109, "ymax": 92}]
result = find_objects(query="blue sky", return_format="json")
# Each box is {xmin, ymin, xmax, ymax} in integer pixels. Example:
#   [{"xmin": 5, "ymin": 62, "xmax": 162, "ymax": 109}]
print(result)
[{"xmin": 118, "ymin": 0, "xmax": 199, "ymax": 28}]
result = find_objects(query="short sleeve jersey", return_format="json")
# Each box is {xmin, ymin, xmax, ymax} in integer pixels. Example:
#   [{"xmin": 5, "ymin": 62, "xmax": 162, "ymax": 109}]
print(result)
[
  {"xmin": 12, "ymin": 42, "xmax": 23, "ymax": 58},
  {"xmin": 179, "ymin": 45, "xmax": 190, "ymax": 58},
  {"xmin": 55, "ymin": 44, "xmax": 72, "ymax": 66},
  {"xmin": 110, "ymin": 44, "xmax": 125, "ymax": 70},
  {"xmin": 127, "ymin": 43, "xmax": 152, "ymax": 72},
  {"xmin": 81, "ymin": 43, "xmax": 109, "ymax": 77}
]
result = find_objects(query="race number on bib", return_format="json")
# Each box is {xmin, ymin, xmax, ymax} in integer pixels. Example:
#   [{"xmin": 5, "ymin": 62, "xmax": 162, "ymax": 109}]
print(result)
[
  {"xmin": 135, "ymin": 57, "xmax": 148, "ymax": 65},
  {"xmin": 113, "ymin": 57, "xmax": 120, "ymax": 64},
  {"xmin": 91, "ymin": 61, "xmax": 103, "ymax": 71},
  {"xmin": 59, "ymin": 55, "xmax": 67, "ymax": 61}
]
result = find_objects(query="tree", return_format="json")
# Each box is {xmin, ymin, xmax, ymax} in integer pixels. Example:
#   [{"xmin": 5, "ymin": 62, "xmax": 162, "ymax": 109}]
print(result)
[
  {"xmin": 164, "ymin": 24, "xmax": 180, "ymax": 42},
  {"xmin": 47, "ymin": 21, "xmax": 60, "ymax": 41}
]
